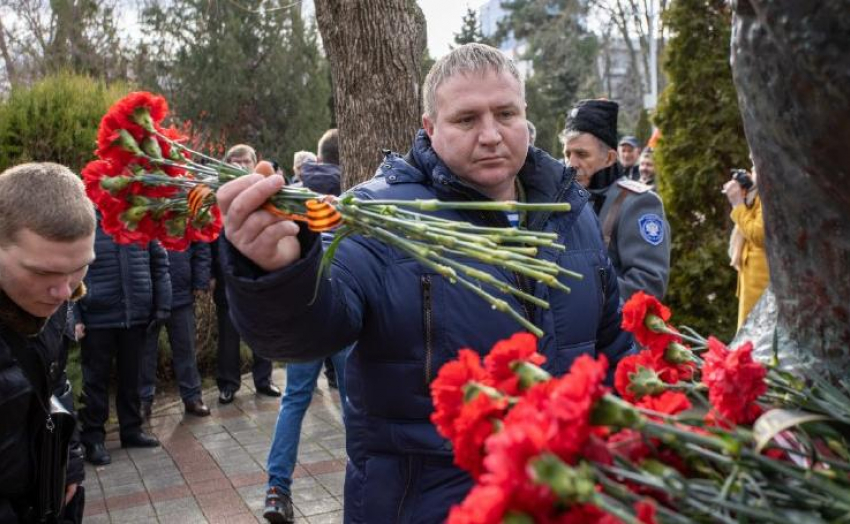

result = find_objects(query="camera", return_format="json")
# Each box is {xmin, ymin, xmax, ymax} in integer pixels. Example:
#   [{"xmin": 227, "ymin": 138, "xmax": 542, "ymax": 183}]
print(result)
[{"xmin": 731, "ymin": 169, "xmax": 754, "ymax": 191}]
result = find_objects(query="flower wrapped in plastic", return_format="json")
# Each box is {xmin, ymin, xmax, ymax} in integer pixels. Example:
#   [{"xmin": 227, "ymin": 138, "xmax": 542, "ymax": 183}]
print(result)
[{"xmin": 83, "ymin": 92, "xmax": 581, "ymax": 336}]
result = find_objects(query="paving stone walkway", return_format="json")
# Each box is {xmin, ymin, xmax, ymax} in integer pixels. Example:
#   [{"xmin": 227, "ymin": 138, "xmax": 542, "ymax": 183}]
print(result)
[{"xmin": 82, "ymin": 367, "xmax": 346, "ymax": 523}]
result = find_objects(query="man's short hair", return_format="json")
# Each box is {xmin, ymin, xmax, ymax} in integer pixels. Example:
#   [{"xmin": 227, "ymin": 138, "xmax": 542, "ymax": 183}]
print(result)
[
  {"xmin": 0, "ymin": 162, "xmax": 96, "ymax": 246},
  {"xmin": 423, "ymin": 43, "xmax": 525, "ymax": 119},
  {"xmin": 561, "ymin": 129, "xmax": 615, "ymax": 154},
  {"xmin": 317, "ymin": 129, "xmax": 339, "ymax": 166},
  {"xmin": 225, "ymin": 144, "xmax": 257, "ymax": 164}
]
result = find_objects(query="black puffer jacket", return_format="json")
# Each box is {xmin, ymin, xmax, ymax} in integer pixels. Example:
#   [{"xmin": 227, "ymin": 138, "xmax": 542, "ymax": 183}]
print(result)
[
  {"xmin": 78, "ymin": 225, "xmax": 171, "ymax": 329},
  {"xmin": 166, "ymin": 243, "xmax": 211, "ymax": 309}
]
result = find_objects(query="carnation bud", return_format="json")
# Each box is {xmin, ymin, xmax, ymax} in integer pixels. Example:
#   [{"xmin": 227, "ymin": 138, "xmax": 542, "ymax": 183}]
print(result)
[
  {"xmin": 165, "ymin": 215, "xmax": 188, "ymax": 237},
  {"xmin": 141, "ymin": 136, "xmax": 163, "ymax": 159},
  {"xmin": 530, "ymin": 455, "xmax": 596, "ymax": 503},
  {"xmin": 121, "ymin": 206, "xmax": 149, "ymax": 225},
  {"xmin": 129, "ymin": 195, "xmax": 152, "ymax": 207},
  {"xmin": 117, "ymin": 129, "xmax": 144, "ymax": 156},
  {"xmin": 664, "ymin": 342, "xmax": 694, "ymax": 364},
  {"xmin": 132, "ymin": 107, "xmax": 156, "ymax": 132},
  {"xmin": 644, "ymin": 313, "xmax": 668, "ymax": 333},
  {"xmin": 628, "ymin": 366, "xmax": 667, "ymax": 400},
  {"xmin": 512, "ymin": 360, "xmax": 552, "ymax": 390},
  {"xmin": 99, "ymin": 175, "xmax": 132, "ymax": 194}
]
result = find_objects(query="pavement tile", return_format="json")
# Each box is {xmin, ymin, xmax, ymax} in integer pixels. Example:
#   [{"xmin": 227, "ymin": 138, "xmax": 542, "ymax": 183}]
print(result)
[
  {"xmin": 157, "ymin": 509, "xmax": 209, "ymax": 523},
  {"xmin": 296, "ymin": 497, "xmax": 342, "ymax": 517},
  {"xmin": 302, "ymin": 459, "xmax": 345, "ymax": 476},
  {"xmin": 82, "ymin": 497, "xmax": 107, "ymax": 516},
  {"xmin": 104, "ymin": 490, "xmax": 150, "ymax": 511},
  {"xmin": 189, "ymin": 477, "xmax": 234, "ymax": 496},
  {"xmin": 81, "ymin": 514, "xmax": 111, "ymax": 524},
  {"xmin": 306, "ymin": 511, "xmax": 344, "ymax": 524},
  {"xmin": 107, "ymin": 501, "xmax": 156, "ymax": 520},
  {"xmin": 153, "ymin": 495, "xmax": 201, "ymax": 516},
  {"xmin": 230, "ymin": 471, "xmax": 267, "ymax": 488},
  {"xmin": 183, "ymin": 467, "xmax": 227, "ymax": 484},
  {"xmin": 148, "ymin": 484, "xmax": 192, "ymax": 503}
]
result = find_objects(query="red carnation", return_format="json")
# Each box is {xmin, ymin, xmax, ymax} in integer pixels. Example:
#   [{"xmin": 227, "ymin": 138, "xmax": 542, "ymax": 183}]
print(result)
[
  {"xmin": 431, "ymin": 349, "xmax": 491, "ymax": 441},
  {"xmin": 702, "ymin": 337, "xmax": 767, "ymax": 426},
  {"xmin": 621, "ymin": 291, "xmax": 681, "ymax": 353},
  {"xmin": 483, "ymin": 332, "xmax": 545, "ymax": 395},
  {"xmin": 453, "ymin": 393, "xmax": 509, "ymax": 478},
  {"xmin": 446, "ymin": 484, "xmax": 510, "ymax": 524},
  {"xmin": 635, "ymin": 390, "xmax": 692, "ymax": 416},
  {"xmin": 614, "ymin": 349, "xmax": 695, "ymax": 402}
]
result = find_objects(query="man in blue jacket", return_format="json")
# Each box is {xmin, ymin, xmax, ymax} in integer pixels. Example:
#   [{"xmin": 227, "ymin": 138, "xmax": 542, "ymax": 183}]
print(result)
[{"xmin": 217, "ymin": 43, "xmax": 632, "ymax": 523}]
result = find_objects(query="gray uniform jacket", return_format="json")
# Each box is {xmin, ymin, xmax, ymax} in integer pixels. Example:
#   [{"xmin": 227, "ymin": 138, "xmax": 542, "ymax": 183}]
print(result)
[{"xmin": 594, "ymin": 176, "xmax": 671, "ymax": 300}]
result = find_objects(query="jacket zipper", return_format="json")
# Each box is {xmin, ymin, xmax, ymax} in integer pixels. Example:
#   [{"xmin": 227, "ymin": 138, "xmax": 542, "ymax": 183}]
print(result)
[
  {"xmin": 396, "ymin": 455, "xmax": 414, "ymax": 523},
  {"xmin": 422, "ymin": 275, "xmax": 434, "ymax": 385}
]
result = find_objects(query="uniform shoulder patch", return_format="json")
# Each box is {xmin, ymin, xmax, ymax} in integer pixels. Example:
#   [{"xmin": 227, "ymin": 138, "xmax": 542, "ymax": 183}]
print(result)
[
  {"xmin": 638, "ymin": 213, "xmax": 665, "ymax": 246},
  {"xmin": 617, "ymin": 178, "xmax": 651, "ymax": 194}
]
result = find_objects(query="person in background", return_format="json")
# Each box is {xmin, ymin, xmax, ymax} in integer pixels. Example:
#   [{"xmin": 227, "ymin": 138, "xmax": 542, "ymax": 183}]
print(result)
[
  {"xmin": 724, "ymin": 165, "xmax": 769, "ymax": 329},
  {"xmin": 77, "ymin": 223, "xmax": 169, "ymax": 465},
  {"xmin": 214, "ymin": 144, "xmax": 280, "ymax": 405},
  {"xmin": 527, "ymin": 120, "xmax": 537, "ymax": 147},
  {"xmin": 262, "ymin": 129, "xmax": 350, "ymax": 523},
  {"xmin": 139, "ymin": 242, "xmax": 212, "ymax": 419},
  {"xmin": 617, "ymin": 135, "xmax": 641, "ymax": 180},
  {"xmin": 291, "ymin": 151, "xmax": 317, "ymax": 185},
  {"xmin": 0, "ymin": 163, "xmax": 93, "ymax": 522},
  {"xmin": 638, "ymin": 148, "xmax": 657, "ymax": 191},
  {"xmin": 563, "ymin": 100, "xmax": 671, "ymax": 300}
]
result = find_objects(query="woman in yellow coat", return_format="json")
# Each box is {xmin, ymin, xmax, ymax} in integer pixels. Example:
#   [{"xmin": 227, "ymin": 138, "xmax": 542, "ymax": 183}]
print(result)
[{"xmin": 724, "ymin": 168, "xmax": 770, "ymax": 329}]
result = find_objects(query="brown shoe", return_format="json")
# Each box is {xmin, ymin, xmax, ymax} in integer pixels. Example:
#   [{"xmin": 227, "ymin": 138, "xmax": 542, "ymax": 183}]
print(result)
[{"xmin": 184, "ymin": 398, "xmax": 211, "ymax": 417}]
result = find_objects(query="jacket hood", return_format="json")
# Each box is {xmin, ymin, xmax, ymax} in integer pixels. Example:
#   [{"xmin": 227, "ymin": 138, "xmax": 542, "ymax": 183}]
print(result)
[{"xmin": 300, "ymin": 162, "xmax": 342, "ymax": 196}]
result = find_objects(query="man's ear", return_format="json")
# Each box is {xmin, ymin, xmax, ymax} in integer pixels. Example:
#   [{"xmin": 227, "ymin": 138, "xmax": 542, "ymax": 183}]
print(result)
[
  {"xmin": 605, "ymin": 148, "xmax": 618, "ymax": 168},
  {"xmin": 423, "ymin": 113, "xmax": 435, "ymax": 137}
]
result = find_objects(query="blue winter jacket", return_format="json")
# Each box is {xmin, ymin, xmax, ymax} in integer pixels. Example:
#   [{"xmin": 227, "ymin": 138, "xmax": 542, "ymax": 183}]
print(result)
[
  {"xmin": 222, "ymin": 130, "xmax": 633, "ymax": 523},
  {"xmin": 78, "ymin": 224, "xmax": 171, "ymax": 329},
  {"xmin": 167, "ymin": 243, "xmax": 212, "ymax": 309}
]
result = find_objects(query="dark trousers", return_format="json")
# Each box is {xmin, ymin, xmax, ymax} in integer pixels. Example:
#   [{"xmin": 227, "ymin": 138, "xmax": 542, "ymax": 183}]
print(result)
[
  {"xmin": 79, "ymin": 326, "xmax": 146, "ymax": 444},
  {"xmin": 214, "ymin": 287, "xmax": 272, "ymax": 392},
  {"xmin": 140, "ymin": 305, "xmax": 203, "ymax": 403}
]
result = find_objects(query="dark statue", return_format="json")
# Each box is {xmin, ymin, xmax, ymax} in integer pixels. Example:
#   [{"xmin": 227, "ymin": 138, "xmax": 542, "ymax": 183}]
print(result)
[{"xmin": 730, "ymin": 0, "xmax": 850, "ymax": 376}]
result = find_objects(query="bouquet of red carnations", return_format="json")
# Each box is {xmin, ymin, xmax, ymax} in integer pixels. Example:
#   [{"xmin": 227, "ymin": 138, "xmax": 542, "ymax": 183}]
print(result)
[
  {"xmin": 82, "ymin": 92, "xmax": 580, "ymax": 336},
  {"xmin": 432, "ymin": 292, "xmax": 850, "ymax": 523}
]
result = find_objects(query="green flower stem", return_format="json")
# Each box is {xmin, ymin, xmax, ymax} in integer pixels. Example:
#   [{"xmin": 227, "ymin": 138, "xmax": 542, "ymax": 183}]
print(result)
[
  {"xmin": 366, "ymin": 226, "xmax": 543, "ymax": 336},
  {"xmin": 154, "ymin": 129, "xmax": 226, "ymax": 168},
  {"xmin": 392, "ymin": 206, "xmax": 560, "ymax": 237},
  {"xmin": 592, "ymin": 492, "xmax": 642, "ymax": 524},
  {"xmin": 354, "ymin": 198, "xmax": 571, "ymax": 213},
  {"xmin": 427, "ymin": 252, "xmax": 550, "ymax": 309},
  {"xmin": 441, "ymin": 246, "xmax": 556, "ymax": 276},
  {"xmin": 594, "ymin": 468, "xmax": 697, "ymax": 524}
]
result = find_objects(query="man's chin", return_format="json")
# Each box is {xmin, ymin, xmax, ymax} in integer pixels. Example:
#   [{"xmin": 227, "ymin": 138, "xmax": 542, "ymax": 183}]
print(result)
[{"xmin": 27, "ymin": 302, "xmax": 62, "ymax": 318}]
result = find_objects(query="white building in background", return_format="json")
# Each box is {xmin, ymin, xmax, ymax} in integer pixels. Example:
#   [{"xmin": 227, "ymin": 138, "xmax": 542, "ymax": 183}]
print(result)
[{"xmin": 478, "ymin": 0, "xmax": 533, "ymax": 78}]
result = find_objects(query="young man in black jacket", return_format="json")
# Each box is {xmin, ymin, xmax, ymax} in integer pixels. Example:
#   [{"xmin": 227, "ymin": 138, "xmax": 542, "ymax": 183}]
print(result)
[{"xmin": 0, "ymin": 163, "xmax": 96, "ymax": 523}]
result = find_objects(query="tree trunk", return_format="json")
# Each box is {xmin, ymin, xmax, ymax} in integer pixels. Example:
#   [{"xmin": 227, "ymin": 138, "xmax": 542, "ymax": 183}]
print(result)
[
  {"xmin": 730, "ymin": 0, "xmax": 850, "ymax": 376},
  {"xmin": 0, "ymin": 17, "xmax": 17, "ymax": 87},
  {"xmin": 314, "ymin": 0, "xmax": 426, "ymax": 190}
]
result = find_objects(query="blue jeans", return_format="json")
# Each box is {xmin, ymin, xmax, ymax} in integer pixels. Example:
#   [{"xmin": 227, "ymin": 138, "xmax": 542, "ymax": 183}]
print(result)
[{"xmin": 267, "ymin": 348, "xmax": 349, "ymax": 494}]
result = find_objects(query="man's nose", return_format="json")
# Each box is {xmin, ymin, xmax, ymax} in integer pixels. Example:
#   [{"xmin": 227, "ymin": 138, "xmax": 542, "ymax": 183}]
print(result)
[
  {"xmin": 478, "ymin": 115, "xmax": 503, "ymax": 146},
  {"xmin": 49, "ymin": 278, "xmax": 74, "ymax": 300}
]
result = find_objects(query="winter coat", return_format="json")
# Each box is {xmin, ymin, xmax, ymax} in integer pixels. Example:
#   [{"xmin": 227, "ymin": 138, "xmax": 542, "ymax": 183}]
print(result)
[
  {"xmin": 166, "ymin": 243, "xmax": 212, "ymax": 309},
  {"xmin": 77, "ymin": 225, "xmax": 171, "ymax": 329},
  {"xmin": 299, "ymin": 162, "xmax": 342, "ymax": 196},
  {"xmin": 0, "ymin": 296, "xmax": 81, "ymax": 522},
  {"xmin": 589, "ymin": 166, "xmax": 671, "ymax": 300},
  {"xmin": 222, "ymin": 130, "xmax": 634, "ymax": 523},
  {"xmin": 731, "ymin": 195, "xmax": 769, "ymax": 328}
]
